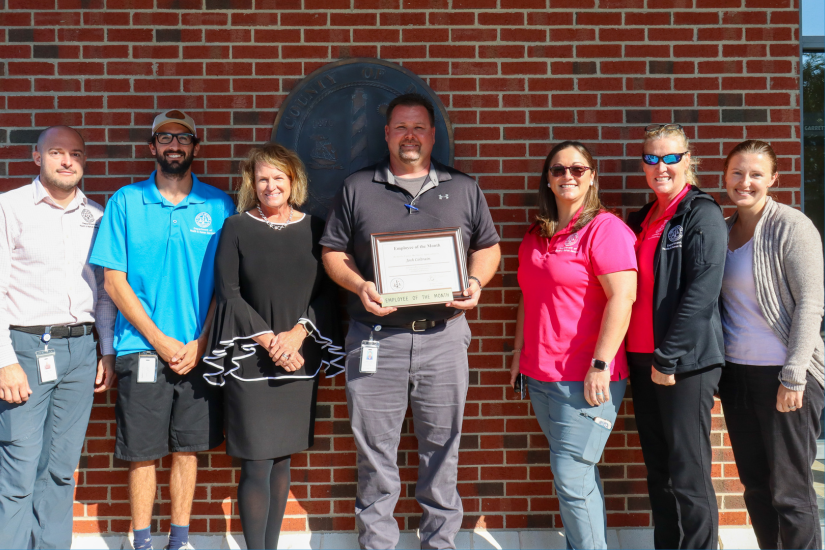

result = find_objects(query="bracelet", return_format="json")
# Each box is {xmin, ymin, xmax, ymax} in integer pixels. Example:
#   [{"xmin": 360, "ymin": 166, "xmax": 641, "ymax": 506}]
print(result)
[
  {"xmin": 512, "ymin": 348, "xmax": 522, "ymax": 355},
  {"xmin": 468, "ymin": 275, "xmax": 482, "ymax": 289}
]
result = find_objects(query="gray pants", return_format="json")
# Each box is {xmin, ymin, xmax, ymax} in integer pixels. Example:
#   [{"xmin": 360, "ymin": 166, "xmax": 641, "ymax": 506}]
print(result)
[
  {"xmin": 345, "ymin": 315, "xmax": 471, "ymax": 550},
  {"xmin": 0, "ymin": 330, "xmax": 97, "ymax": 550}
]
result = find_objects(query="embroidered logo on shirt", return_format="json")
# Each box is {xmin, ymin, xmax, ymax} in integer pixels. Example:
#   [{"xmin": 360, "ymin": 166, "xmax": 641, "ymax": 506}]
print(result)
[
  {"xmin": 80, "ymin": 208, "xmax": 98, "ymax": 228},
  {"xmin": 191, "ymin": 211, "xmax": 216, "ymax": 235},
  {"xmin": 665, "ymin": 225, "xmax": 683, "ymax": 250},
  {"xmin": 439, "ymin": 194, "xmax": 449, "ymax": 200},
  {"xmin": 556, "ymin": 232, "xmax": 580, "ymax": 253},
  {"xmin": 195, "ymin": 212, "xmax": 212, "ymax": 228}
]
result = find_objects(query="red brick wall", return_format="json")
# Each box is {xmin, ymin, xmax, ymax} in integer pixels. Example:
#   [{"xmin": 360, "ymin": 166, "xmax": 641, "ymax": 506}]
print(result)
[{"xmin": 0, "ymin": 0, "xmax": 801, "ymax": 536}]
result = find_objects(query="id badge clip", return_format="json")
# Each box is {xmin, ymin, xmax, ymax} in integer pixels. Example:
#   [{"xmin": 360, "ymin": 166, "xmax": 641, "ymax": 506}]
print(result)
[
  {"xmin": 359, "ymin": 325, "xmax": 381, "ymax": 374},
  {"xmin": 137, "ymin": 351, "xmax": 158, "ymax": 383},
  {"xmin": 36, "ymin": 331, "xmax": 57, "ymax": 384}
]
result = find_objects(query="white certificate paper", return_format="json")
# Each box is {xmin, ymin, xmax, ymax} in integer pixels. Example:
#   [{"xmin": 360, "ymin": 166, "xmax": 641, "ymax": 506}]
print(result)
[
  {"xmin": 371, "ymin": 228, "xmax": 468, "ymax": 307},
  {"xmin": 376, "ymin": 236, "xmax": 461, "ymax": 294}
]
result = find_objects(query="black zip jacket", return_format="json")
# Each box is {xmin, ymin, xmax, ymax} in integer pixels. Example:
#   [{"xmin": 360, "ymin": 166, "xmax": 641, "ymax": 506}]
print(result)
[{"xmin": 626, "ymin": 186, "xmax": 727, "ymax": 374}]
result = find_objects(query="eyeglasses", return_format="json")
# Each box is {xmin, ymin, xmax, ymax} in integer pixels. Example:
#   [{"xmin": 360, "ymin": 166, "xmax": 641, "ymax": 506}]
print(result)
[
  {"xmin": 644, "ymin": 123, "xmax": 684, "ymax": 133},
  {"xmin": 549, "ymin": 165, "xmax": 592, "ymax": 178},
  {"xmin": 154, "ymin": 132, "xmax": 195, "ymax": 145},
  {"xmin": 642, "ymin": 152, "xmax": 688, "ymax": 165}
]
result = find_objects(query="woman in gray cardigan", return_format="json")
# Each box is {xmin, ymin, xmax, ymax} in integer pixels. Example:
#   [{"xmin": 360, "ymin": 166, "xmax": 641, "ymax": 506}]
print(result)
[{"xmin": 718, "ymin": 139, "xmax": 824, "ymax": 550}]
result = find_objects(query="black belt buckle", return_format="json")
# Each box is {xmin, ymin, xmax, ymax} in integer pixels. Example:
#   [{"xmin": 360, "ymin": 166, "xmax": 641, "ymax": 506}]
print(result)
[{"xmin": 410, "ymin": 320, "xmax": 428, "ymax": 332}]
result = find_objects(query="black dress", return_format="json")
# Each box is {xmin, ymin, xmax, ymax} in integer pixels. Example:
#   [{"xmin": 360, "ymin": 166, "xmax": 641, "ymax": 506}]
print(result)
[{"xmin": 204, "ymin": 212, "xmax": 343, "ymax": 460}]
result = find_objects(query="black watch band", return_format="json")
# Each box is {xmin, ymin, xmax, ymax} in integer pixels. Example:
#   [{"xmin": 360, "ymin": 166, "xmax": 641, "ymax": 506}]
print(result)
[{"xmin": 591, "ymin": 358, "xmax": 607, "ymax": 371}]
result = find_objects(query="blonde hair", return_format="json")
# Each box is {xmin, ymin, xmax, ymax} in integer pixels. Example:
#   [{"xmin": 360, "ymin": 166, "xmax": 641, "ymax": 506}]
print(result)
[
  {"xmin": 643, "ymin": 124, "xmax": 701, "ymax": 186},
  {"xmin": 236, "ymin": 142, "xmax": 308, "ymax": 213},
  {"xmin": 534, "ymin": 141, "xmax": 605, "ymax": 238}
]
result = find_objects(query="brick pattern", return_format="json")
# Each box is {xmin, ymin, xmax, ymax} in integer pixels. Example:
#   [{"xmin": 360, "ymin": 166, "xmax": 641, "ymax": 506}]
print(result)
[{"xmin": 0, "ymin": 0, "xmax": 800, "ymax": 535}]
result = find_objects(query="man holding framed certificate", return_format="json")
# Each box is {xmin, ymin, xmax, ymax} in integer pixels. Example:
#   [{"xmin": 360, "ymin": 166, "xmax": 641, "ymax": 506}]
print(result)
[{"xmin": 321, "ymin": 93, "xmax": 500, "ymax": 550}]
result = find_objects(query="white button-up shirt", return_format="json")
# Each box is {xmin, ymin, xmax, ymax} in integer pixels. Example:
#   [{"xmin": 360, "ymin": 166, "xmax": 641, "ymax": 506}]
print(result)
[{"xmin": 0, "ymin": 177, "xmax": 116, "ymax": 367}]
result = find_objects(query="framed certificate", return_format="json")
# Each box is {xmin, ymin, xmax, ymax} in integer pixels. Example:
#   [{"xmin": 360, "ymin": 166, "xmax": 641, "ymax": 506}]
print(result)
[{"xmin": 371, "ymin": 227, "xmax": 469, "ymax": 307}]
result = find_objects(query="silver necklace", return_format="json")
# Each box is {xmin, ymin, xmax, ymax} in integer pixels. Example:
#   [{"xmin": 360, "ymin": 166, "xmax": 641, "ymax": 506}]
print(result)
[{"xmin": 257, "ymin": 204, "xmax": 292, "ymax": 231}]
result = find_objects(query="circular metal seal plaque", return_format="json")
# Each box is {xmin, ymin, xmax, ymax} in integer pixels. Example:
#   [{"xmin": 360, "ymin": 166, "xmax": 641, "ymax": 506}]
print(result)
[{"xmin": 272, "ymin": 58, "xmax": 454, "ymax": 218}]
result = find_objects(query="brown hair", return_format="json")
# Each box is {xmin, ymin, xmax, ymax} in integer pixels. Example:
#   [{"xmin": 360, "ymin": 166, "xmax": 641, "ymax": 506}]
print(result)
[
  {"xmin": 723, "ymin": 139, "xmax": 778, "ymax": 182},
  {"xmin": 386, "ymin": 93, "xmax": 435, "ymax": 127},
  {"xmin": 534, "ymin": 141, "xmax": 604, "ymax": 238},
  {"xmin": 236, "ymin": 142, "xmax": 308, "ymax": 213},
  {"xmin": 643, "ymin": 124, "xmax": 700, "ymax": 186}
]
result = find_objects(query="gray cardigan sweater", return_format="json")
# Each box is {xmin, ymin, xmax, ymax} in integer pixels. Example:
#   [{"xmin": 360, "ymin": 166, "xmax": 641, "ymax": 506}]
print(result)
[{"xmin": 726, "ymin": 197, "xmax": 825, "ymax": 390}]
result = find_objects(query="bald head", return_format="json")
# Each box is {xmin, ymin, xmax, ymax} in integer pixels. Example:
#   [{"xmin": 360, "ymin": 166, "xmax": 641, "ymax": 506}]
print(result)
[
  {"xmin": 36, "ymin": 125, "xmax": 85, "ymax": 153},
  {"xmin": 33, "ymin": 125, "xmax": 87, "ymax": 194}
]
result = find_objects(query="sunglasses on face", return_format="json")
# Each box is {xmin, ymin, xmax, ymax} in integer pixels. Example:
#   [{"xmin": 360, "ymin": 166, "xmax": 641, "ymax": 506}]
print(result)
[
  {"xmin": 642, "ymin": 152, "xmax": 688, "ymax": 166},
  {"xmin": 154, "ymin": 132, "xmax": 195, "ymax": 145},
  {"xmin": 549, "ymin": 165, "xmax": 592, "ymax": 178}
]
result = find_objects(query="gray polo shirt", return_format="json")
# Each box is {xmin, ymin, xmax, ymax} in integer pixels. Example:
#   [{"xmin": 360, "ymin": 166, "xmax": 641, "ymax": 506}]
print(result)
[{"xmin": 320, "ymin": 157, "xmax": 500, "ymax": 326}]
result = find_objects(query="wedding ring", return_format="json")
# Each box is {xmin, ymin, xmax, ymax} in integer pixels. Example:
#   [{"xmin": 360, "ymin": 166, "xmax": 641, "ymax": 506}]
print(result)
[
  {"xmin": 282, "ymin": 353, "xmax": 290, "ymax": 360},
  {"xmin": 790, "ymin": 406, "xmax": 797, "ymax": 410}
]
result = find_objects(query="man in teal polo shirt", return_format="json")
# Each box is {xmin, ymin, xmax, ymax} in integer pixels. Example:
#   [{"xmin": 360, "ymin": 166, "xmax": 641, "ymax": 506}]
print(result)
[{"xmin": 91, "ymin": 110, "xmax": 235, "ymax": 550}]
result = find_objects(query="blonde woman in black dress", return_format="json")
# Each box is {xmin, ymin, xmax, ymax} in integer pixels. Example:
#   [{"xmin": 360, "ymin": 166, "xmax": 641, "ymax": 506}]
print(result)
[{"xmin": 204, "ymin": 143, "xmax": 343, "ymax": 550}]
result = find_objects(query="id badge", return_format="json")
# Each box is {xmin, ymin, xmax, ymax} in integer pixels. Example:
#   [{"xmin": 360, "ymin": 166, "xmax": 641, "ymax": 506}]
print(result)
[
  {"xmin": 36, "ymin": 350, "xmax": 58, "ymax": 384},
  {"xmin": 359, "ymin": 341, "xmax": 379, "ymax": 373},
  {"xmin": 137, "ymin": 352, "xmax": 158, "ymax": 383}
]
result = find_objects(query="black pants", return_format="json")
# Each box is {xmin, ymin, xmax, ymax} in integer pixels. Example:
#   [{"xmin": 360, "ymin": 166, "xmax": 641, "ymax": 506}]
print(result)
[
  {"xmin": 628, "ymin": 354, "xmax": 722, "ymax": 550},
  {"xmin": 719, "ymin": 362, "xmax": 824, "ymax": 550}
]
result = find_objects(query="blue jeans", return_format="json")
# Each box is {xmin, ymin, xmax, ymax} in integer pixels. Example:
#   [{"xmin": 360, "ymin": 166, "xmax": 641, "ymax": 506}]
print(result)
[
  {"xmin": 527, "ymin": 376, "xmax": 627, "ymax": 550},
  {"xmin": 0, "ymin": 330, "xmax": 97, "ymax": 550}
]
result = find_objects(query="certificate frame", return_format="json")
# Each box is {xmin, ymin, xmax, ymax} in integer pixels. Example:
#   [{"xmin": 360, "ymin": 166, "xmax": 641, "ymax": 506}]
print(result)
[{"xmin": 370, "ymin": 227, "xmax": 469, "ymax": 307}]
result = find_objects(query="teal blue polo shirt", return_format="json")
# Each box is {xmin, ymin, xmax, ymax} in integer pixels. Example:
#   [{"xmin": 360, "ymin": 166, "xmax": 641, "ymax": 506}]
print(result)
[{"xmin": 90, "ymin": 172, "xmax": 235, "ymax": 356}]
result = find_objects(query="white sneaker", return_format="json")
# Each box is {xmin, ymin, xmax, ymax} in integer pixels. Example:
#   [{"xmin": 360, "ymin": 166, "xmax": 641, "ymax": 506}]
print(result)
[{"xmin": 163, "ymin": 543, "xmax": 194, "ymax": 550}]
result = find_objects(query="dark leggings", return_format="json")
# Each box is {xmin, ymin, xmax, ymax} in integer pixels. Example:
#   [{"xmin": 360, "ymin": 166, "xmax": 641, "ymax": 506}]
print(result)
[{"xmin": 238, "ymin": 456, "xmax": 291, "ymax": 550}]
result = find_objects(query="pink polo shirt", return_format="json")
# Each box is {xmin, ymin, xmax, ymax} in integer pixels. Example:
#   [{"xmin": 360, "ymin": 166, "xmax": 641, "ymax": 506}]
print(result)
[
  {"xmin": 626, "ymin": 184, "xmax": 690, "ymax": 354},
  {"xmin": 517, "ymin": 211, "xmax": 637, "ymax": 382}
]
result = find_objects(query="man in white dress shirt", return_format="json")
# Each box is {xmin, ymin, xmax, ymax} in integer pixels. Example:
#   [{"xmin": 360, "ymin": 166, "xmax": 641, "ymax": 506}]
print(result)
[{"xmin": 0, "ymin": 126, "xmax": 116, "ymax": 550}]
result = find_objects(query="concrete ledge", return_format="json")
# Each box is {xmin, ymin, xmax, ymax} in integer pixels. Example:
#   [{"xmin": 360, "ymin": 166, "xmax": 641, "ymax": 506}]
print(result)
[{"xmin": 71, "ymin": 527, "xmax": 761, "ymax": 549}]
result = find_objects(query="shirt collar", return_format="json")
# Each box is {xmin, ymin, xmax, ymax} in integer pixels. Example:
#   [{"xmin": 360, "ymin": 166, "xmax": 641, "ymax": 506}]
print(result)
[
  {"xmin": 33, "ymin": 176, "xmax": 87, "ymax": 210},
  {"xmin": 373, "ymin": 156, "xmax": 453, "ymax": 186},
  {"xmin": 386, "ymin": 162, "xmax": 439, "ymax": 190},
  {"xmin": 142, "ymin": 171, "xmax": 206, "ymax": 206},
  {"xmin": 642, "ymin": 183, "xmax": 691, "ymax": 228}
]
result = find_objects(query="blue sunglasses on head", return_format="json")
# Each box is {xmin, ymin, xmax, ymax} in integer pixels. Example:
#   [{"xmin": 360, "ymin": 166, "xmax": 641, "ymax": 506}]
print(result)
[{"xmin": 642, "ymin": 152, "xmax": 687, "ymax": 165}]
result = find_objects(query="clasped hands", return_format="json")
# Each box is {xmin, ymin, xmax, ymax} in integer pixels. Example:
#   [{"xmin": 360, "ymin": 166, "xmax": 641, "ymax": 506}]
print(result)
[
  {"xmin": 254, "ymin": 325, "xmax": 307, "ymax": 373},
  {"xmin": 155, "ymin": 335, "xmax": 207, "ymax": 375}
]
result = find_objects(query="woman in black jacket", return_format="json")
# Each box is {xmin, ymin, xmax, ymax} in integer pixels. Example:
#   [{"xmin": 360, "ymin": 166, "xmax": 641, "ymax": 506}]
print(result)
[{"xmin": 625, "ymin": 124, "xmax": 727, "ymax": 550}]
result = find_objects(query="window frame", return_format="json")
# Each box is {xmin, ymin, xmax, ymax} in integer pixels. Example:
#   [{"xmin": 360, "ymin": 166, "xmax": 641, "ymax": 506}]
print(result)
[{"xmin": 799, "ymin": 32, "xmax": 824, "ymax": 214}]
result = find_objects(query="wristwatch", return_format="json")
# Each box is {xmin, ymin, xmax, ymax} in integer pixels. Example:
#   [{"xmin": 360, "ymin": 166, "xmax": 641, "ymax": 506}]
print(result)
[{"xmin": 590, "ymin": 358, "xmax": 607, "ymax": 371}]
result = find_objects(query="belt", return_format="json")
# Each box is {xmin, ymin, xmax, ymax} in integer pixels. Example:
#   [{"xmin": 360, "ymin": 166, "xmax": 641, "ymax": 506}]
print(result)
[
  {"xmin": 381, "ymin": 312, "xmax": 464, "ymax": 333},
  {"xmin": 10, "ymin": 323, "xmax": 95, "ymax": 338}
]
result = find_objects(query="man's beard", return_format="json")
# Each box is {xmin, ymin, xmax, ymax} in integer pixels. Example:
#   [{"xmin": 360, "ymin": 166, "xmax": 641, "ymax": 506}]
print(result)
[
  {"xmin": 156, "ymin": 148, "xmax": 195, "ymax": 178},
  {"xmin": 41, "ymin": 171, "xmax": 81, "ymax": 193},
  {"xmin": 397, "ymin": 140, "xmax": 421, "ymax": 163}
]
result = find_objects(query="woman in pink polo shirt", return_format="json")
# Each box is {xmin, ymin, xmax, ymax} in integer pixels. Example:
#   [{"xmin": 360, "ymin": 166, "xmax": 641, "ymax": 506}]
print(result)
[
  {"xmin": 510, "ymin": 141, "xmax": 637, "ymax": 550},
  {"xmin": 625, "ymin": 124, "xmax": 727, "ymax": 550}
]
